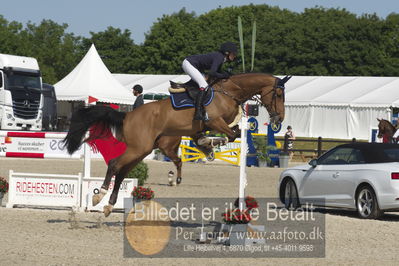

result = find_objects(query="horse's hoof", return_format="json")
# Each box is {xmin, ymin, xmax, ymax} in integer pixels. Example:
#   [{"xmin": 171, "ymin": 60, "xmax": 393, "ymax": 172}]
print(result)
[
  {"xmin": 103, "ymin": 205, "xmax": 113, "ymax": 217},
  {"xmin": 176, "ymin": 177, "xmax": 182, "ymax": 184},
  {"xmin": 92, "ymin": 194, "xmax": 103, "ymax": 207},
  {"xmin": 206, "ymin": 151, "xmax": 215, "ymax": 161}
]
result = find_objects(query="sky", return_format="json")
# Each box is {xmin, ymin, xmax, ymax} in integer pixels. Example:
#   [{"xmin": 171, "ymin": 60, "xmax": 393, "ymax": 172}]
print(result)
[{"xmin": 1, "ymin": 0, "xmax": 399, "ymax": 44}]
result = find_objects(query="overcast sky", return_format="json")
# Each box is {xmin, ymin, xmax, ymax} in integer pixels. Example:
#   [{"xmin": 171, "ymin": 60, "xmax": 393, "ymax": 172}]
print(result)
[{"xmin": 1, "ymin": 0, "xmax": 398, "ymax": 44}]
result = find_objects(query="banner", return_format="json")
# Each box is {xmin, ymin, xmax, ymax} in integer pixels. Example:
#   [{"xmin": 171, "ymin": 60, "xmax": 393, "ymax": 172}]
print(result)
[
  {"xmin": 0, "ymin": 133, "xmax": 102, "ymax": 158},
  {"xmin": 6, "ymin": 171, "xmax": 81, "ymax": 208}
]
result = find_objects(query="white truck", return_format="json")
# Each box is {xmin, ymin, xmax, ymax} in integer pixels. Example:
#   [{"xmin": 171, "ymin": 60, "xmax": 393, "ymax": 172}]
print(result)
[{"xmin": 0, "ymin": 53, "xmax": 43, "ymax": 130}]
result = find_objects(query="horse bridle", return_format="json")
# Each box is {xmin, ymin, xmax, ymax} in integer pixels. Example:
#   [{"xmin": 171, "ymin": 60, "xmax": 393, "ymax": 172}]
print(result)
[{"xmin": 213, "ymin": 77, "xmax": 284, "ymax": 117}]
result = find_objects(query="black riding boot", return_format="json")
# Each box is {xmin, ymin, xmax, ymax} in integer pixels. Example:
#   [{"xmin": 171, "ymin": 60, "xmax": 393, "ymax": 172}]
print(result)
[{"xmin": 194, "ymin": 89, "xmax": 206, "ymax": 121}]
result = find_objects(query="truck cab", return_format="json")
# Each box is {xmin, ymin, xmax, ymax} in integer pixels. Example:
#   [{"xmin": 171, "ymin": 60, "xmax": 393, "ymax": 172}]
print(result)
[{"xmin": 0, "ymin": 54, "xmax": 43, "ymax": 130}]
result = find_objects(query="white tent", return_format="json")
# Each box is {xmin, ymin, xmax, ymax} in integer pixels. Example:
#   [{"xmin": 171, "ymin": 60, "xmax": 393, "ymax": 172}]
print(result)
[
  {"xmin": 113, "ymin": 74, "xmax": 395, "ymax": 140},
  {"xmin": 55, "ymin": 44, "xmax": 134, "ymax": 105}
]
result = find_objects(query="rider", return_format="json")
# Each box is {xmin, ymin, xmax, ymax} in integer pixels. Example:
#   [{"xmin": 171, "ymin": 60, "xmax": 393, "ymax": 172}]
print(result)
[{"xmin": 182, "ymin": 42, "xmax": 238, "ymax": 121}]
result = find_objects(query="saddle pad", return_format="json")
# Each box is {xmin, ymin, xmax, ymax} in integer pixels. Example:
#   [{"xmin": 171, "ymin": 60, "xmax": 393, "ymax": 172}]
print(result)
[{"xmin": 170, "ymin": 88, "xmax": 214, "ymax": 109}]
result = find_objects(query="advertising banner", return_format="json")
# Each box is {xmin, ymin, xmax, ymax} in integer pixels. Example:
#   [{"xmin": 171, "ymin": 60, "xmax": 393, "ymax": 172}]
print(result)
[
  {"xmin": 6, "ymin": 171, "xmax": 81, "ymax": 208},
  {"xmin": 0, "ymin": 133, "xmax": 102, "ymax": 158}
]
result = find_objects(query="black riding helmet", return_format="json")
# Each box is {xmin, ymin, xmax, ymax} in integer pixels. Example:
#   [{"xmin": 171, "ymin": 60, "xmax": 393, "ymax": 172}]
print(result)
[{"xmin": 220, "ymin": 42, "xmax": 238, "ymax": 55}]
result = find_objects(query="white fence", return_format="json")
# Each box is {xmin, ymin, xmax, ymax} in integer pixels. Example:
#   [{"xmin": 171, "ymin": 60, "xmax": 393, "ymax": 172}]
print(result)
[{"xmin": 6, "ymin": 170, "xmax": 137, "ymax": 211}]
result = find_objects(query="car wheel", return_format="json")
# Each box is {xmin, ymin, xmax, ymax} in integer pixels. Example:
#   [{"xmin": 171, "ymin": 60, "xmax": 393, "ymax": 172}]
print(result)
[
  {"xmin": 284, "ymin": 179, "xmax": 300, "ymax": 210},
  {"xmin": 356, "ymin": 185, "xmax": 383, "ymax": 219}
]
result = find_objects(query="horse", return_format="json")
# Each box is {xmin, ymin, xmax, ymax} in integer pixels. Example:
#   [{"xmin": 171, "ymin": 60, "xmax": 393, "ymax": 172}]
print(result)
[
  {"xmin": 377, "ymin": 118, "xmax": 397, "ymax": 143},
  {"xmin": 63, "ymin": 73, "xmax": 290, "ymax": 216}
]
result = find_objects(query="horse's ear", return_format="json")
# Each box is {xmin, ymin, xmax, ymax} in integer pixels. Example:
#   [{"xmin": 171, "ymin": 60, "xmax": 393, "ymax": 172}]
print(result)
[
  {"xmin": 281, "ymin": 75, "xmax": 292, "ymax": 84},
  {"xmin": 377, "ymin": 118, "xmax": 381, "ymax": 122}
]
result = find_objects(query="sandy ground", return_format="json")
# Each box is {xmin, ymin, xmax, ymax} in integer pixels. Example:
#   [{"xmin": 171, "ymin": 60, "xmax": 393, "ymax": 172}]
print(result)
[{"xmin": 0, "ymin": 158, "xmax": 399, "ymax": 265}]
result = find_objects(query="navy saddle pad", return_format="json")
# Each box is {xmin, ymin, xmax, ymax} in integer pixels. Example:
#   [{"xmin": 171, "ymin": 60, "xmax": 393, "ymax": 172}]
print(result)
[{"xmin": 170, "ymin": 88, "xmax": 214, "ymax": 109}]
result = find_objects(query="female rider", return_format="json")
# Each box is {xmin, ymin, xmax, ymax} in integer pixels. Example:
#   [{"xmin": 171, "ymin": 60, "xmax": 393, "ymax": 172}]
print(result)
[{"xmin": 182, "ymin": 42, "xmax": 238, "ymax": 121}]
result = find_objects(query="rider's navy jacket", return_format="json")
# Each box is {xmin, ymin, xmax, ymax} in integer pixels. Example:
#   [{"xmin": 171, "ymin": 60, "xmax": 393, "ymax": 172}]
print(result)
[{"xmin": 186, "ymin": 51, "xmax": 228, "ymax": 79}]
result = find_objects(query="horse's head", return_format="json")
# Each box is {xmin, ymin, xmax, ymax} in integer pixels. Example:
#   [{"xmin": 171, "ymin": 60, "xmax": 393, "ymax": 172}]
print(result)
[
  {"xmin": 377, "ymin": 118, "xmax": 394, "ymax": 138},
  {"xmin": 260, "ymin": 75, "xmax": 291, "ymax": 124}
]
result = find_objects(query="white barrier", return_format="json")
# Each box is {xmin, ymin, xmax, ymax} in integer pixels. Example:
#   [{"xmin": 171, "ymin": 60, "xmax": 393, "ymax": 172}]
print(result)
[
  {"xmin": 6, "ymin": 170, "xmax": 138, "ymax": 211},
  {"xmin": 6, "ymin": 170, "xmax": 82, "ymax": 209}
]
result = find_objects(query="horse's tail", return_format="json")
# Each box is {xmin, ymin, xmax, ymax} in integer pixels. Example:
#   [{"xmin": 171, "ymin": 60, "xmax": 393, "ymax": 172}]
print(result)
[{"xmin": 63, "ymin": 105, "xmax": 126, "ymax": 154}]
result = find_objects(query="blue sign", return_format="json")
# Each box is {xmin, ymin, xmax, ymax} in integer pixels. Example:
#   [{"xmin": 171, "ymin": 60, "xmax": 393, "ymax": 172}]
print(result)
[{"xmin": 246, "ymin": 117, "xmax": 259, "ymax": 167}]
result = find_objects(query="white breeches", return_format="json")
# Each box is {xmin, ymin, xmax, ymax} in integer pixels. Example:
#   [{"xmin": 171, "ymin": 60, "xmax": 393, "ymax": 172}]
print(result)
[{"xmin": 182, "ymin": 59, "xmax": 208, "ymax": 88}]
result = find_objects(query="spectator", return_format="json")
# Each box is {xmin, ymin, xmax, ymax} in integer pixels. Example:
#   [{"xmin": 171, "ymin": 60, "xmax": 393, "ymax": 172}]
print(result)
[
  {"xmin": 132, "ymin": 84, "xmax": 144, "ymax": 110},
  {"xmin": 285, "ymin": 125, "xmax": 296, "ymax": 160}
]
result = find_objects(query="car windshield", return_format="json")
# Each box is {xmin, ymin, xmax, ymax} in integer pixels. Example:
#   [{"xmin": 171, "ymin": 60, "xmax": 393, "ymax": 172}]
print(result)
[{"xmin": 5, "ymin": 72, "xmax": 41, "ymax": 91}]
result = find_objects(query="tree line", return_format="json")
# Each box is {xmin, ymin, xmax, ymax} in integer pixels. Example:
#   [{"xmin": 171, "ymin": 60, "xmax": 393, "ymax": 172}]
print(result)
[{"xmin": 1, "ymin": 4, "xmax": 399, "ymax": 84}]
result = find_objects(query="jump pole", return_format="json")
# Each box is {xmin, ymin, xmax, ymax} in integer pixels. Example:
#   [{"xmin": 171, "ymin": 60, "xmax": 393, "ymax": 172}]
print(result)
[
  {"xmin": 83, "ymin": 99, "xmax": 92, "ymax": 178},
  {"xmin": 238, "ymin": 109, "xmax": 248, "ymax": 211}
]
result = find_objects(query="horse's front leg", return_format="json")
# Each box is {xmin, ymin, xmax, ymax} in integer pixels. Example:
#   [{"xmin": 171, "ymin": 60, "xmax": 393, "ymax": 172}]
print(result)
[
  {"xmin": 227, "ymin": 125, "xmax": 241, "ymax": 142},
  {"xmin": 191, "ymin": 133, "xmax": 215, "ymax": 160},
  {"xmin": 205, "ymin": 117, "xmax": 238, "ymax": 142}
]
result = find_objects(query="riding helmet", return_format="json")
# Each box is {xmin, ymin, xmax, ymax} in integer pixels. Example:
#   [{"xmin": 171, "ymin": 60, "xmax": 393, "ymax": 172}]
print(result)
[
  {"xmin": 133, "ymin": 84, "xmax": 143, "ymax": 93},
  {"xmin": 220, "ymin": 42, "xmax": 238, "ymax": 55}
]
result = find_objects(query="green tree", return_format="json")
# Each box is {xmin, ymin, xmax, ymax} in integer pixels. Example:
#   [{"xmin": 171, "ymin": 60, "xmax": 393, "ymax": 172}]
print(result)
[
  {"xmin": 0, "ymin": 15, "xmax": 29, "ymax": 56},
  {"xmin": 138, "ymin": 8, "xmax": 200, "ymax": 73},
  {"xmin": 24, "ymin": 19, "xmax": 81, "ymax": 83}
]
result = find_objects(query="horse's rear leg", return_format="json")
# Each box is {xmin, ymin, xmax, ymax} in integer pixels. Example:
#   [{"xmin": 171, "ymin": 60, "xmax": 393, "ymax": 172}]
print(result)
[
  {"xmin": 158, "ymin": 136, "xmax": 183, "ymax": 185},
  {"xmin": 92, "ymin": 159, "xmax": 118, "ymax": 206},
  {"xmin": 103, "ymin": 148, "xmax": 151, "ymax": 217},
  {"xmin": 103, "ymin": 164, "xmax": 133, "ymax": 217}
]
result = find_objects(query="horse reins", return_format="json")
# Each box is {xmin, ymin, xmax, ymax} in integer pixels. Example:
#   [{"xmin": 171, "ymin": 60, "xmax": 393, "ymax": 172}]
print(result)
[{"xmin": 213, "ymin": 77, "xmax": 282, "ymax": 116}]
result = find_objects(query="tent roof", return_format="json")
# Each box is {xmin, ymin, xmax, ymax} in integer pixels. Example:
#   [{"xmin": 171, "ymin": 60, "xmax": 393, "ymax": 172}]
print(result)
[
  {"xmin": 55, "ymin": 44, "xmax": 134, "ymax": 105},
  {"xmin": 113, "ymin": 74, "xmax": 399, "ymax": 108}
]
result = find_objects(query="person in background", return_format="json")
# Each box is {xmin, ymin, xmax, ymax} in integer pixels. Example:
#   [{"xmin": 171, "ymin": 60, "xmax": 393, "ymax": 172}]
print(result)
[
  {"xmin": 132, "ymin": 84, "xmax": 144, "ymax": 110},
  {"xmin": 285, "ymin": 125, "xmax": 296, "ymax": 160}
]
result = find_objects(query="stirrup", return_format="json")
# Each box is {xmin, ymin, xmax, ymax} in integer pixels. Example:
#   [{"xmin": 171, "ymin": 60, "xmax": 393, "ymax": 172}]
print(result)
[{"xmin": 203, "ymin": 112, "xmax": 209, "ymax": 122}]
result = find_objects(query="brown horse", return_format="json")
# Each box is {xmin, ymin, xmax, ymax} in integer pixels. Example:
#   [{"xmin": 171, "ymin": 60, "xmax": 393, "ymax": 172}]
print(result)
[
  {"xmin": 63, "ymin": 73, "xmax": 289, "ymax": 216},
  {"xmin": 377, "ymin": 118, "xmax": 397, "ymax": 143}
]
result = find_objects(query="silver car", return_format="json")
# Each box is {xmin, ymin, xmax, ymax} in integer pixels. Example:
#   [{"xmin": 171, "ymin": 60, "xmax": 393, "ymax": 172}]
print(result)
[{"xmin": 278, "ymin": 143, "xmax": 399, "ymax": 219}]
